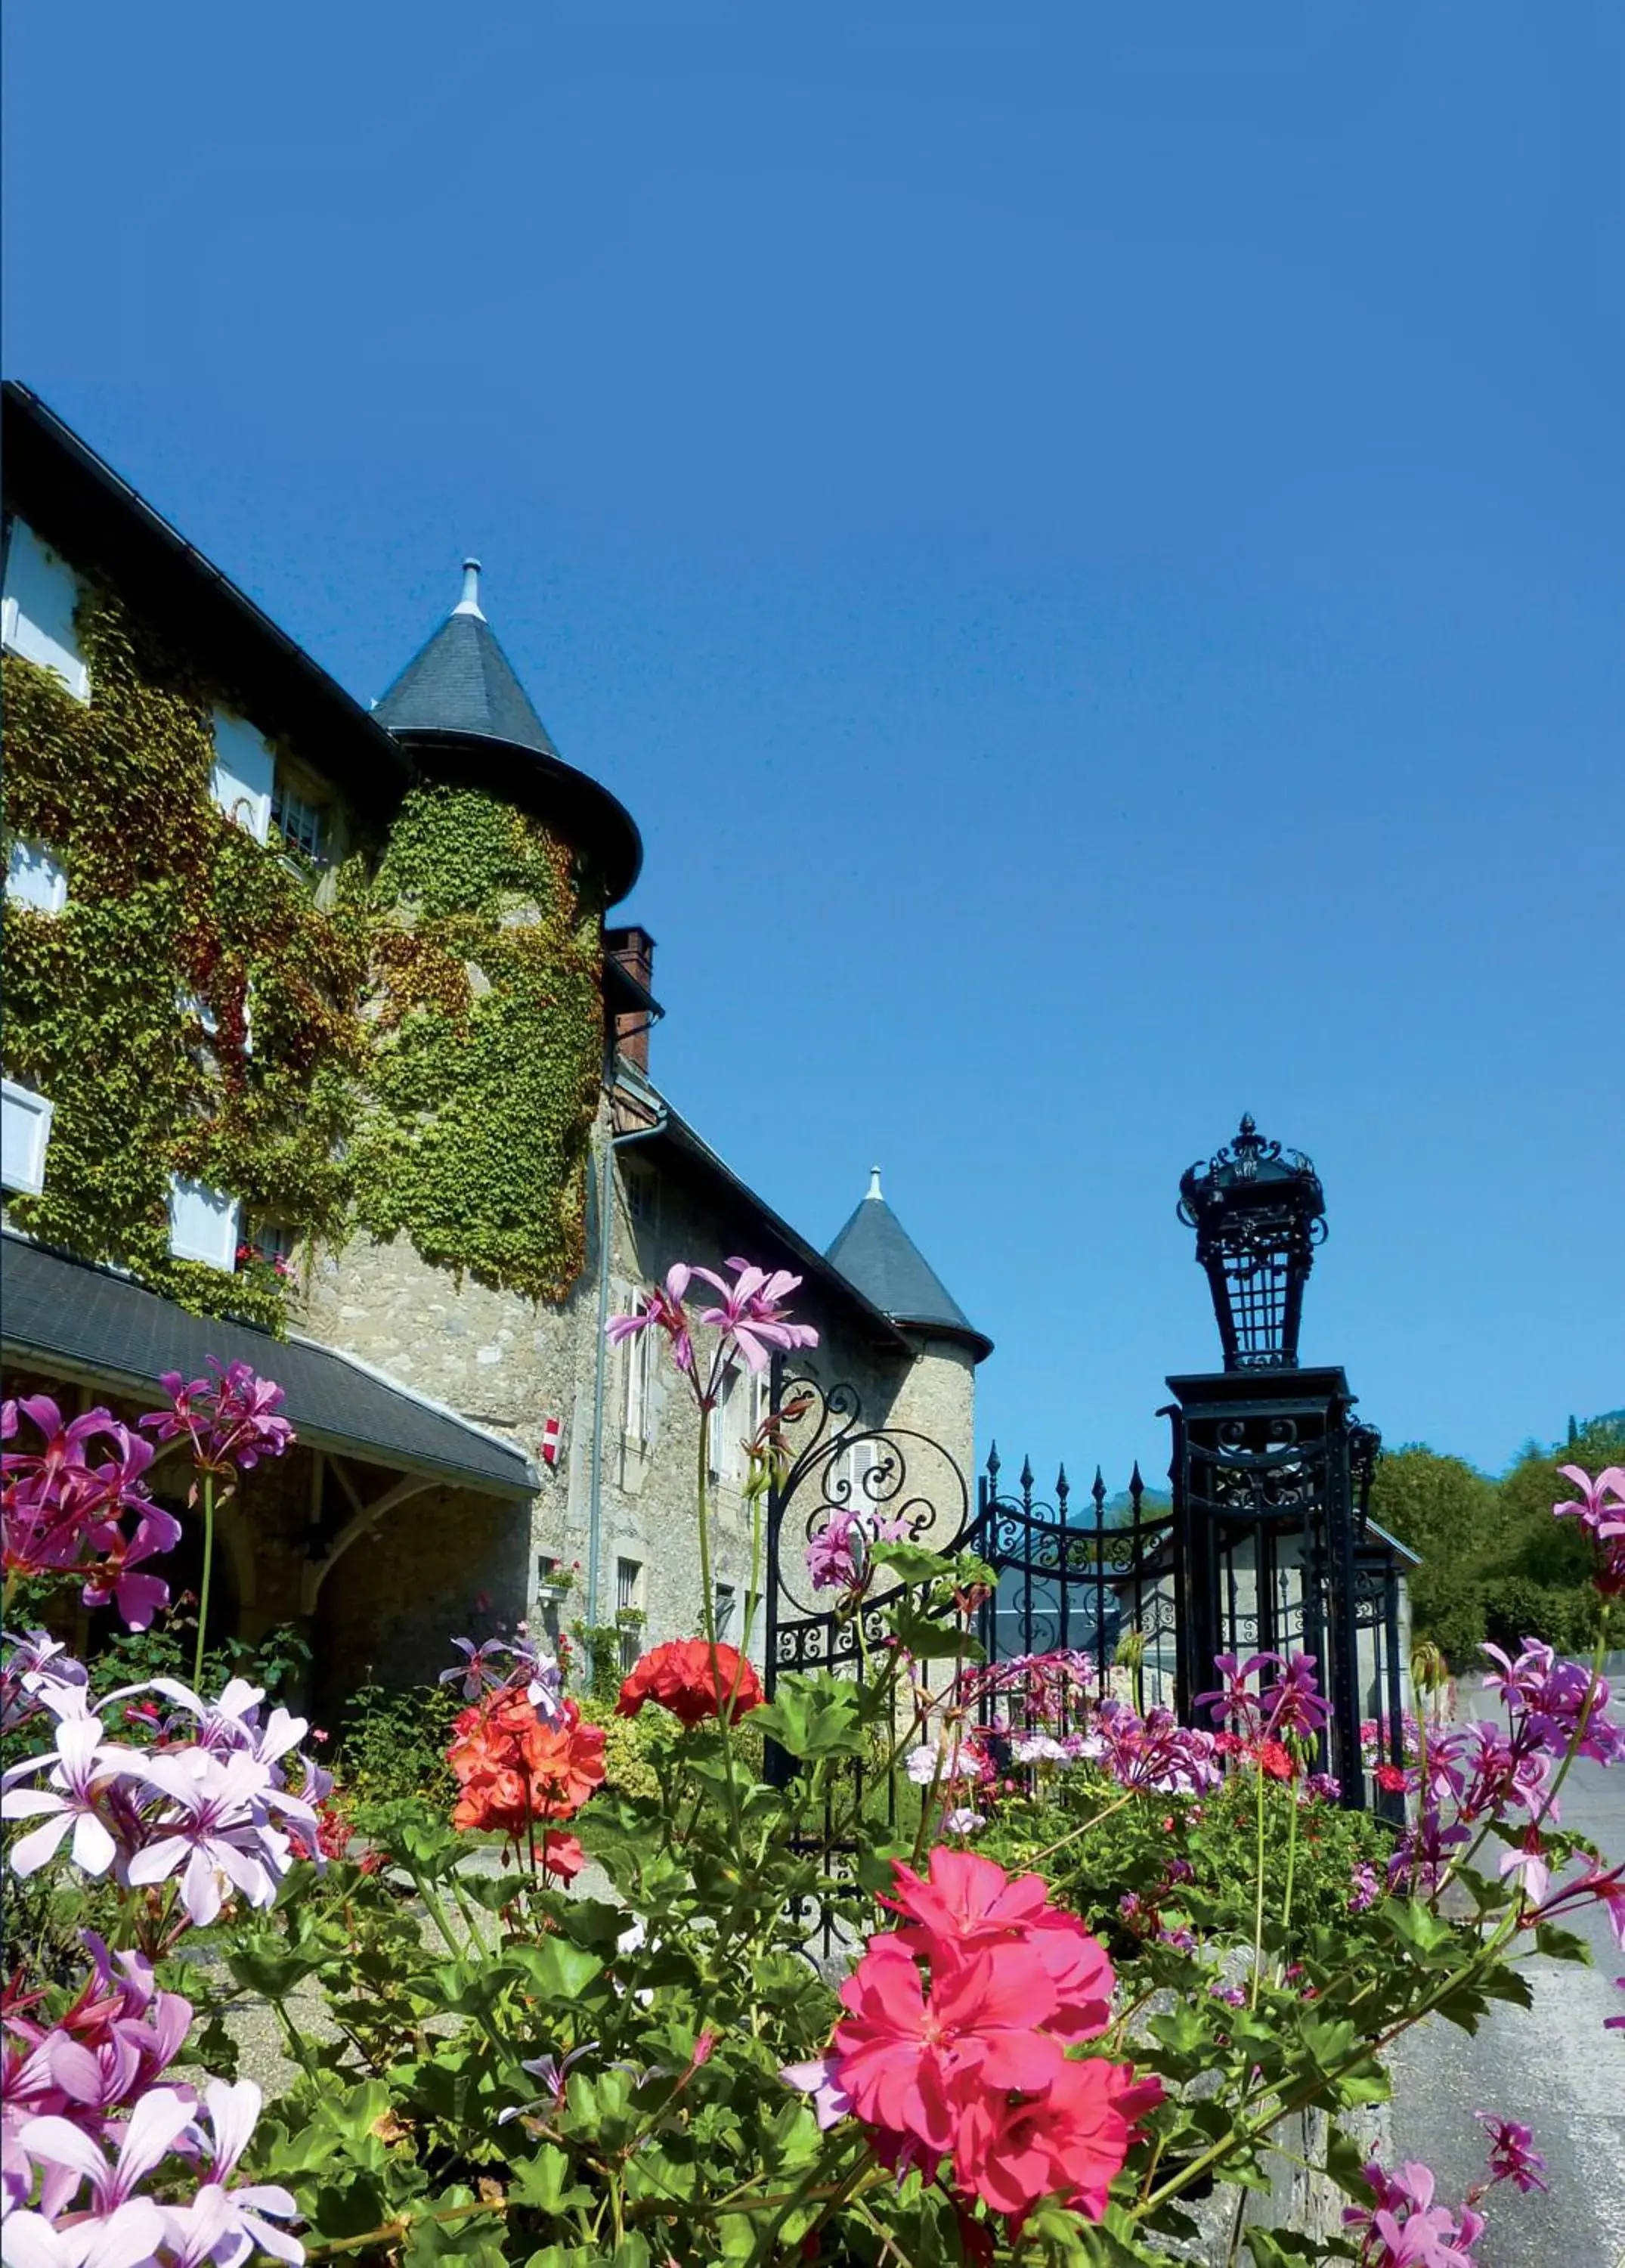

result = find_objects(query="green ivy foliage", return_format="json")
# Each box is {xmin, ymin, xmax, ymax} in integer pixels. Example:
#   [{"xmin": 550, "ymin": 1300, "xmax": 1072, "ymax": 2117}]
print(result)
[
  {"xmin": 3, "ymin": 604, "xmax": 605, "ymax": 1328},
  {"xmin": 354, "ymin": 784, "xmax": 603, "ymax": 1301},
  {"xmin": 2, "ymin": 596, "xmax": 368, "ymax": 1330}
]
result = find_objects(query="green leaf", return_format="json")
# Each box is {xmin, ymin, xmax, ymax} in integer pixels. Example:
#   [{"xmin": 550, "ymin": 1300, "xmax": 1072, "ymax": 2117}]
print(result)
[
  {"xmin": 751, "ymin": 1675, "xmax": 865, "ymax": 1760},
  {"xmin": 1296, "ymin": 2013, "xmax": 1357, "ymax": 2074},
  {"xmin": 870, "ymin": 1540, "xmax": 947, "ymax": 1586},
  {"xmin": 1382, "ymin": 1900, "xmax": 1456, "ymax": 1962},
  {"xmin": 1533, "ymin": 1923, "xmax": 1594, "ymax": 1964},
  {"xmin": 888, "ymin": 1600, "xmax": 983, "ymax": 1659},
  {"xmin": 224, "ymin": 1944, "xmax": 321, "ymax": 2000},
  {"xmin": 507, "ymin": 2146, "xmax": 586, "ymax": 2214},
  {"xmin": 507, "ymin": 1937, "xmax": 605, "ymax": 2001}
]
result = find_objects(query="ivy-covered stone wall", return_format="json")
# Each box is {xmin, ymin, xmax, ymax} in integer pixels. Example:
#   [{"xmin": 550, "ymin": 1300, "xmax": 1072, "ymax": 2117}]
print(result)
[
  {"xmin": 2, "ymin": 596, "xmax": 605, "ymax": 1328},
  {"xmin": 2, "ymin": 596, "xmax": 368, "ymax": 1330},
  {"xmin": 355, "ymin": 785, "xmax": 604, "ymax": 1303}
]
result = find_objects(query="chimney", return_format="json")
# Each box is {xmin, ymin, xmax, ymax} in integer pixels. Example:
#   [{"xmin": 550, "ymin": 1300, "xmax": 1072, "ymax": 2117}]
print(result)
[{"xmin": 605, "ymin": 925, "xmax": 658, "ymax": 1072}]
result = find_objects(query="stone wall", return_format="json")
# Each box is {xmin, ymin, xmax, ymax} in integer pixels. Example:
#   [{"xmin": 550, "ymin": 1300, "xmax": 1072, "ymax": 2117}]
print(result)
[{"xmin": 292, "ymin": 1106, "xmax": 981, "ymax": 1693}]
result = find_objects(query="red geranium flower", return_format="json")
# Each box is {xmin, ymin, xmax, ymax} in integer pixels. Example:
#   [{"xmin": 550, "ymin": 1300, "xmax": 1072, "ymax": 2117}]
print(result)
[
  {"xmin": 831, "ymin": 1932, "xmax": 1063, "ymax": 2157},
  {"xmin": 884, "ymin": 1848, "xmax": 1115, "ymax": 2042},
  {"xmin": 447, "ymin": 1691, "xmax": 605, "ymax": 1839},
  {"xmin": 953, "ymin": 2056, "xmax": 1164, "ymax": 2224},
  {"xmin": 1374, "ymin": 1762, "xmax": 1409, "ymax": 1793},
  {"xmin": 616, "ymin": 1637, "xmax": 763, "ymax": 1727},
  {"xmin": 1255, "ymin": 1740, "xmax": 1296, "ymax": 1781},
  {"xmin": 537, "ymin": 1830, "xmax": 585, "ymax": 1881}
]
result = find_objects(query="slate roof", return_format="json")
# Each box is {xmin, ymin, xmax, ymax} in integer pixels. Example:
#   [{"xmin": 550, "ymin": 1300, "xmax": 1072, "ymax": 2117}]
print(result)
[
  {"xmin": 371, "ymin": 575, "xmax": 643, "ymax": 904},
  {"xmin": 374, "ymin": 609, "xmax": 562, "ymax": 758},
  {"xmin": 2, "ymin": 383, "xmax": 410, "ymax": 821},
  {"xmin": 825, "ymin": 1183, "xmax": 992, "ymax": 1362},
  {"xmin": 1, "ymin": 1234, "xmax": 534, "ymax": 1496}
]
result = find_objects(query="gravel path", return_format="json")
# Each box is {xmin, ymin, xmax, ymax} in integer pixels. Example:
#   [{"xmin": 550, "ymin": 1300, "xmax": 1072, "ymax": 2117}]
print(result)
[{"xmin": 1386, "ymin": 1682, "xmax": 1625, "ymax": 2268}]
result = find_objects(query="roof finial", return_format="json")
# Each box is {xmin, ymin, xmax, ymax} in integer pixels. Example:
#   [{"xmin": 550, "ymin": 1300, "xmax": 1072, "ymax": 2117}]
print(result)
[
  {"xmin": 454, "ymin": 557, "xmax": 485, "ymax": 621},
  {"xmin": 866, "ymin": 1165, "xmax": 883, "ymax": 1201}
]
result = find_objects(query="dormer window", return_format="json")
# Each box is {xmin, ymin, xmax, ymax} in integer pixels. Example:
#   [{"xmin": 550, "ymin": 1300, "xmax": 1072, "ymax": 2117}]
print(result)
[{"xmin": 1, "ymin": 520, "xmax": 90, "ymax": 704}]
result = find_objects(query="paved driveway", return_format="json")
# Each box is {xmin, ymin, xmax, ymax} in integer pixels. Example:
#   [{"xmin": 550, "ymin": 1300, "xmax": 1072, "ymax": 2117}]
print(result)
[{"xmin": 1386, "ymin": 1683, "xmax": 1625, "ymax": 2267}]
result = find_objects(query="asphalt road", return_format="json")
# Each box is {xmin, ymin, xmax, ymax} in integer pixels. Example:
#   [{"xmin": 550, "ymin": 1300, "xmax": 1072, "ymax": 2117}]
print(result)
[{"xmin": 1386, "ymin": 1683, "xmax": 1625, "ymax": 2268}]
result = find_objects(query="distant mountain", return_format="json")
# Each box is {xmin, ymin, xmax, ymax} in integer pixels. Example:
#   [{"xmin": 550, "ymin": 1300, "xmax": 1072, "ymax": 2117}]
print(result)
[{"xmin": 1568, "ymin": 1409, "xmax": 1625, "ymax": 1442}]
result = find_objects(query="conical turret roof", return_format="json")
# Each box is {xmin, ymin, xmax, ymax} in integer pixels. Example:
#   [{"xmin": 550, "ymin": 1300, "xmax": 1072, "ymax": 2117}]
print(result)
[
  {"xmin": 825, "ymin": 1170, "xmax": 992, "ymax": 1362},
  {"xmin": 374, "ymin": 561, "xmax": 642, "ymax": 903},
  {"xmin": 375, "ymin": 562, "xmax": 562, "ymax": 755}
]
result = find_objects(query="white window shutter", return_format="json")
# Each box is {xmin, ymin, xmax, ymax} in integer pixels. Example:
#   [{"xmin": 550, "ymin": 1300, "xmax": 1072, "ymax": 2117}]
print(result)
[
  {"xmin": 4, "ymin": 840, "xmax": 68, "ymax": 914},
  {"xmin": 1, "ymin": 1080, "xmax": 54, "ymax": 1196},
  {"xmin": 209, "ymin": 711, "xmax": 274, "ymax": 843},
  {"xmin": 1, "ymin": 522, "xmax": 90, "ymax": 702},
  {"xmin": 624, "ymin": 1305, "xmax": 651, "ymax": 1442},
  {"xmin": 166, "ymin": 1176, "xmax": 240, "ymax": 1270}
]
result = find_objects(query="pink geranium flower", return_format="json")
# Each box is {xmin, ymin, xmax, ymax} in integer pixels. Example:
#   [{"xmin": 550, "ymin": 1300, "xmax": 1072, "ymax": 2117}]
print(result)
[
  {"xmin": 124, "ymin": 1749, "xmax": 306, "ymax": 1926},
  {"xmin": 692, "ymin": 1259, "xmax": 819, "ymax": 1375},
  {"xmin": 17, "ymin": 2086, "xmax": 194, "ymax": 2251},
  {"xmin": 605, "ymin": 1265, "xmax": 697, "ymax": 1377},
  {"xmin": 884, "ymin": 1847, "xmax": 1116, "ymax": 2041},
  {"xmin": 830, "ymin": 1932, "xmax": 1062, "ymax": 2158}
]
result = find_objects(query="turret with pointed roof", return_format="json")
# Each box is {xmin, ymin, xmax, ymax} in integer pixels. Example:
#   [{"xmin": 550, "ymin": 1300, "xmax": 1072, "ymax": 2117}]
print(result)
[
  {"xmin": 375, "ymin": 562, "xmax": 642, "ymax": 904},
  {"xmin": 826, "ymin": 1168, "xmax": 992, "ymax": 1362}
]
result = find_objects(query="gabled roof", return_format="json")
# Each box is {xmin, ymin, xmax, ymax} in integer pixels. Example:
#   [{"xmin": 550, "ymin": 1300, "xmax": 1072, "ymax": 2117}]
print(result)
[
  {"xmin": 825, "ymin": 1173, "xmax": 992, "ymax": 1363},
  {"xmin": 373, "ymin": 565, "xmax": 642, "ymax": 905},
  {"xmin": 1, "ymin": 1233, "xmax": 534, "ymax": 1496},
  {"xmin": 2, "ymin": 382, "xmax": 410, "ymax": 823},
  {"xmin": 609, "ymin": 1070, "xmax": 915, "ymax": 1361},
  {"xmin": 375, "ymin": 605, "xmax": 562, "ymax": 758}
]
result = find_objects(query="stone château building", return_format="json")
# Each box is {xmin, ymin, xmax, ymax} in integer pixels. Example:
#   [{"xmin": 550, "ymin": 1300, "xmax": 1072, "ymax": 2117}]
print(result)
[{"xmin": 0, "ymin": 382, "xmax": 990, "ymax": 1709}]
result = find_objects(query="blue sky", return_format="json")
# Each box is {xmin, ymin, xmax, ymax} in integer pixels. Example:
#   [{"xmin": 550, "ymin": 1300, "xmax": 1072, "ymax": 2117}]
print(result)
[{"xmin": 5, "ymin": 5, "xmax": 1620, "ymax": 1488}]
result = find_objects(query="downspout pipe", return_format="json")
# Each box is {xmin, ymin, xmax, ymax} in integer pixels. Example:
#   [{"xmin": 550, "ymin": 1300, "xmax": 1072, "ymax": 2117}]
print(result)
[{"xmin": 586, "ymin": 1095, "xmax": 669, "ymax": 1635}]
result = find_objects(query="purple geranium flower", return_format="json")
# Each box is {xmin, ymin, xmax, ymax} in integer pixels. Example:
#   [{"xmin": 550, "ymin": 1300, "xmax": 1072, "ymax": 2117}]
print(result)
[
  {"xmin": 0, "ymin": 1708, "xmax": 136, "ymax": 1879},
  {"xmin": 1474, "ymin": 2113, "xmax": 1546, "ymax": 2195},
  {"xmin": 17, "ymin": 2087, "xmax": 194, "ymax": 2257},
  {"xmin": 692, "ymin": 1260, "xmax": 819, "ymax": 1375},
  {"xmin": 124, "ymin": 1749, "xmax": 302, "ymax": 1925},
  {"xmin": 605, "ymin": 1266, "xmax": 696, "ymax": 1377},
  {"xmin": 780, "ymin": 2055, "xmax": 853, "ymax": 2130},
  {"xmin": 160, "ymin": 2080, "xmax": 303, "ymax": 2265}
]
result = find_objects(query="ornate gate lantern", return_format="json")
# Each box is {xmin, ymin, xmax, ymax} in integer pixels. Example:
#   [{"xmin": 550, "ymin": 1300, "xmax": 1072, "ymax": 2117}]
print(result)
[
  {"xmin": 1177, "ymin": 1114, "xmax": 1326, "ymax": 1370},
  {"xmin": 1168, "ymin": 1117, "xmax": 1400, "ymax": 1808}
]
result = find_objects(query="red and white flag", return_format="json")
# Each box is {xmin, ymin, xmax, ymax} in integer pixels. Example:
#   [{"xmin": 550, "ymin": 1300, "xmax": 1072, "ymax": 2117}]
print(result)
[{"xmin": 540, "ymin": 1415, "xmax": 562, "ymax": 1468}]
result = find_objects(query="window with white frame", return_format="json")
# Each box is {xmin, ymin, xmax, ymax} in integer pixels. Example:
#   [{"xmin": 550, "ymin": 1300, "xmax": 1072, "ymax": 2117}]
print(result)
[
  {"xmin": 2, "ymin": 1080, "xmax": 54, "ymax": 1197},
  {"xmin": 209, "ymin": 711, "xmax": 274, "ymax": 843},
  {"xmin": 166, "ymin": 1176, "xmax": 240, "ymax": 1271},
  {"xmin": 616, "ymin": 1557, "xmax": 644, "ymax": 1674},
  {"xmin": 623, "ymin": 1300, "xmax": 655, "ymax": 1445},
  {"xmin": 5, "ymin": 839, "xmax": 68, "ymax": 915},
  {"xmin": 2, "ymin": 521, "xmax": 90, "ymax": 703},
  {"xmin": 271, "ymin": 773, "xmax": 329, "ymax": 865},
  {"xmin": 831, "ymin": 1435, "xmax": 887, "ymax": 1519},
  {"xmin": 714, "ymin": 1582, "xmax": 738, "ymax": 1640}
]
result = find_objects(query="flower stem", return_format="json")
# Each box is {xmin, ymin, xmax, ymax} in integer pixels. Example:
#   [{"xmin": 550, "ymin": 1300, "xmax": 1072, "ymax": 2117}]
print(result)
[
  {"xmin": 193, "ymin": 1470, "xmax": 216, "ymax": 1690},
  {"xmin": 1249, "ymin": 1756, "xmax": 1268, "ymax": 2009},
  {"xmin": 695, "ymin": 1408, "xmax": 743, "ymax": 1848},
  {"xmin": 1280, "ymin": 1771, "xmax": 1302, "ymax": 1958}
]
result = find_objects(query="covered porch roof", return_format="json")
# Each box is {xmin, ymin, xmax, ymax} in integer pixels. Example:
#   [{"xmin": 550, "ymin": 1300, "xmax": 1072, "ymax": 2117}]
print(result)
[{"xmin": 1, "ymin": 1232, "xmax": 535, "ymax": 1498}]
